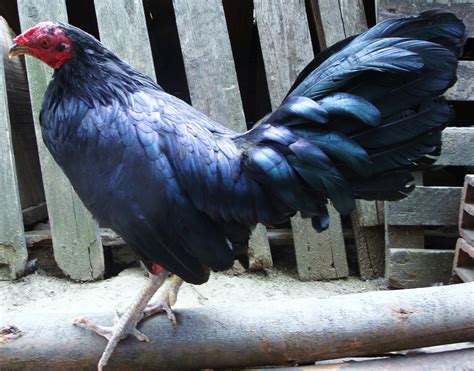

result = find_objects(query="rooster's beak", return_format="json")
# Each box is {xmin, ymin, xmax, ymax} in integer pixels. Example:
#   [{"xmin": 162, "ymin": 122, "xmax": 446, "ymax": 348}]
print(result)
[{"xmin": 8, "ymin": 43, "xmax": 29, "ymax": 58}]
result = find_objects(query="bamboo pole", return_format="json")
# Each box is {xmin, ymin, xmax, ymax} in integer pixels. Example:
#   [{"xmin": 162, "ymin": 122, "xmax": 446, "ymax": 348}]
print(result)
[{"xmin": 1, "ymin": 283, "xmax": 474, "ymax": 370}]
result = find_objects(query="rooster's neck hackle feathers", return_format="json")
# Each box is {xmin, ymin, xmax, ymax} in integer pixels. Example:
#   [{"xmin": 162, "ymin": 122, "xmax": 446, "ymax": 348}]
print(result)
[{"xmin": 49, "ymin": 22, "xmax": 161, "ymax": 107}]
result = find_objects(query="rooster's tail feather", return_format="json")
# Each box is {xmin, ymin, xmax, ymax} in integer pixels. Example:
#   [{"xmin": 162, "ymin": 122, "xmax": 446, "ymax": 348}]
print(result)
[{"xmin": 241, "ymin": 10, "xmax": 465, "ymax": 228}]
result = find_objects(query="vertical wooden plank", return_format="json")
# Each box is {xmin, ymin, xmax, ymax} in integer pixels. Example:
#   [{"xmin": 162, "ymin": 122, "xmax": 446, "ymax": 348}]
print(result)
[
  {"xmin": 339, "ymin": 4, "xmax": 386, "ymax": 278},
  {"xmin": 387, "ymin": 248, "xmax": 454, "ymax": 288},
  {"xmin": 255, "ymin": 0, "xmax": 314, "ymax": 106},
  {"xmin": 0, "ymin": 50, "xmax": 27, "ymax": 280},
  {"xmin": 17, "ymin": 0, "xmax": 104, "ymax": 281},
  {"xmin": 172, "ymin": 0, "xmax": 272, "ymax": 269},
  {"xmin": 385, "ymin": 187, "xmax": 462, "ymax": 226},
  {"xmin": 376, "ymin": 1, "xmax": 474, "ymax": 102},
  {"xmin": 385, "ymin": 178, "xmax": 426, "ymax": 249},
  {"xmin": 0, "ymin": 17, "xmax": 46, "ymax": 226},
  {"xmin": 292, "ymin": 207, "xmax": 348, "ymax": 280},
  {"xmin": 445, "ymin": 61, "xmax": 474, "ymax": 102},
  {"xmin": 339, "ymin": 0, "xmax": 368, "ymax": 36},
  {"xmin": 172, "ymin": 0, "xmax": 245, "ymax": 131},
  {"xmin": 310, "ymin": 0, "xmax": 367, "ymax": 48},
  {"xmin": 351, "ymin": 200, "xmax": 385, "ymax": 280},
  {"xmin": 351, "ymin": 221, "xmax": 385, "ymax": 279},
  {"xmin": 310, "ymin": 0, "xmax": 346, "ymax": 48},
  {"xmin": 94, "ymin": 0, "xmax": 156, "ymax": 274},
  {"xmin": 385, "ymin": 173, "xmax": 425, "ymax": 287},
  {"xmin": 95, "ymin": 0, "xmax": 231, "ymax": 273},
  {"xmin": 255, "ymin": 0, "xmax": 348, "ymax": 280},
  {"xmin": 94, "ymin": 0, "xmax": 156, "ymax": 80},
  {"xmin": 354, "ymin": 200, "xmax": 384, "ymax": 227},
  {"xmin": 311, "ymin": 0, "xmax": 386, "ymax": 279},
  {"xmin": 376, "ymin": 0, "xmax": 472, "ymax": 288}
]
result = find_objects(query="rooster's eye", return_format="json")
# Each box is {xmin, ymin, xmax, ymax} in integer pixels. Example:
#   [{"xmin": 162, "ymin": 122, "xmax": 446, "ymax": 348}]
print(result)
[{"xmin": 40, "ymin": 39, "xmax": 50, "ymax": 49}]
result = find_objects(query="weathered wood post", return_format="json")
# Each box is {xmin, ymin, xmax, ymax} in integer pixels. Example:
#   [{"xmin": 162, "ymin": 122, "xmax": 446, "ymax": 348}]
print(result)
[
  {"xmin": 377, "ymin": 2, "xmax": 474, "ymax": 101},
  {"xmin": 17, "ymin": 0, "xmax": 104, "ymax": 280},
  {"xmin": 172, "ymin": 0, "xmax": 272, "ymax": 270},
  {"xmin": 0, "ymin": 17, "xmax": 46, "ymax": 228},
  {"xmin": 254, "ymin": 0, "xmax": 348, "ymax": 280},
  {"xmin": 376, "ymin": 0, "xmax": 474, "ymax": 288},
  {"xmin": 309, "ymin": 0, "xmax": 386, "ymax": 280},
  {"xmin": 0, "ymin": 33, "xmax": 27, "ymax": 280}
]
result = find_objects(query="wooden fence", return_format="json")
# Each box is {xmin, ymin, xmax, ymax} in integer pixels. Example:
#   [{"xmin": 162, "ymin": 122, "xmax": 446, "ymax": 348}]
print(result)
[
  {"xmin": 377, "ymin": 0, "xmax": 474, "ymax": 288},
  {"xmin": 0, "ymin": 0, "xmax": 473, "ymax": 286}
]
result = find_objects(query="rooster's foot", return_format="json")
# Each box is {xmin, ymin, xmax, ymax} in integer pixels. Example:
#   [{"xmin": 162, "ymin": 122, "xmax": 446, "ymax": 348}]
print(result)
[
  {"xmin": 72, "ymin": 315, "xmax": 150, "ymax": 342},
  {"xmin": 72, "ymin": 270, "xmax": 170, "ymax": 371}
]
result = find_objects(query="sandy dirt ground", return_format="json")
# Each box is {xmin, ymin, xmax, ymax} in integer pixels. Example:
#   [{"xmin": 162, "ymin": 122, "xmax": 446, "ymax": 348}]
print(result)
[{"xmin": 1, "ymin": 267, "xmax": 385, "ymax": 315}]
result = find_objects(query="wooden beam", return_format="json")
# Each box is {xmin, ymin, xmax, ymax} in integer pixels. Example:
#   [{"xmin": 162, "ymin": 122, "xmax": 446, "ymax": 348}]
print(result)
[
  {"xmin": 2, "ymin": 282, "xmax": 474, "ymax": 369},
  {"xmin": 446, "ymin": 61, "xmax": 474, "ymax": 101},
  {"xmin": 25, "ymin": 227, "xmax": 354, "ymax": 251},
  {"xmin": 385, "ymin": 173, "xmax": 425, "ymax": 288},
  {"xmin": 0, "ymin": 35, "xmax": 27, "ymax": 280},
  {"xmin": 377, "ymin": 4, "xmax": 474, "ymax": 101},
  {"xmin": 386, "ymin": 186, "xmax": 462, "ymax": 226},
  {"xmin": 17, "ymin": 0, "xmax": 104, "ymax": 281},
  {"xmin": 385, "ymin": 225, "xmax": 424, "ymax": 249},
  {"xmin": 254, "ymin": 0, "xmax": 348, "ymax": 280},
  {"xmin": 387, "ymin": 248, "xmax": 454, "ymax": 288},
  {"xmin": 438, "ymin": 127, "xmax": 474, "ymax": 166},
  {"xmin": 25, "ymin": 228, "xmax": 362, "ymax": 251},
  {"xmin": 25, "ymin": 228, "xmax": 125, "ymax": 248},
  {"xmin": 376, "ymin": 0, "xmax": 474, "ymax": 38},
  {"xmin": 21, "ymin": 202, "xmax": 47, "ymax": 227},
  {"xmin": 171, "ymin": 0, "xmax": 272, "ymax": 270}
]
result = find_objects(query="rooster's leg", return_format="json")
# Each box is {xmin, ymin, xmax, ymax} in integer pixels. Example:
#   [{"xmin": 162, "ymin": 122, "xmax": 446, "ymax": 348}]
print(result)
[
  {"xmin": 142, "ymin": 274, "xmax": 184, "ymax": 323},
  {"xmin": 73, "ymin": 268, "xmax": 169, "ymax": 371}
]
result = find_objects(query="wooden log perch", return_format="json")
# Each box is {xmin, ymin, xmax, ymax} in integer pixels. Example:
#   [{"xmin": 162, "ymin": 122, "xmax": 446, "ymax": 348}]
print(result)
[{"xmin": 2, "ymin": 283, "xmax": 474, "ymax": 370}]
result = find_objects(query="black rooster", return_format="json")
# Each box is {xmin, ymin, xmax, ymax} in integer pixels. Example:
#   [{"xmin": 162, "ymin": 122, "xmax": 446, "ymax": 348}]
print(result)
[{"xmin": 9, "ymin": 10, "xmax": 466, "ymax": 370}]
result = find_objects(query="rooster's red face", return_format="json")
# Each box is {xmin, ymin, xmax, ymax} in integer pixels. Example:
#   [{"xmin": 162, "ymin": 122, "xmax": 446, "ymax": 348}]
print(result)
[{"xmin": 9, "ymin": 22, "xmax": 74, "ymax": 69}]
